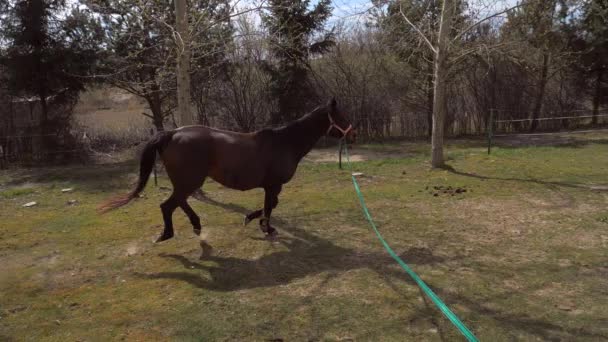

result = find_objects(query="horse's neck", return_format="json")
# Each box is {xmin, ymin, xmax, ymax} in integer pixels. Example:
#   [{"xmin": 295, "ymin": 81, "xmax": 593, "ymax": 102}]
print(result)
[{"xmin": 281, "ymin": 112, "xmax": 328, "ymax": 160}]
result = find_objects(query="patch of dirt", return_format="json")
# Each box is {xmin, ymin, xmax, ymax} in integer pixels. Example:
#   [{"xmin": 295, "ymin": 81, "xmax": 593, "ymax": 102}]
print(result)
[
  {"xmin": 305, "ymin": 146, "xmax": 411, "ymax": 163},
  {"xmin": 33, "ymin": 266, "xmax": 99, "ymax": 291},
  {"xmin": 425, "ymin": 185, "xmax": 468, "ymax": 197},
  {"xmin": 125, "ymin": 242, "xmax": 140, "ymax": 257},
  {"xmin": 423, "ymin": 197, "xmax": 556, "ymax": 250},
  {"xmin": 35, "ymin": 251, "xmax": 61, "ymax": 265}
]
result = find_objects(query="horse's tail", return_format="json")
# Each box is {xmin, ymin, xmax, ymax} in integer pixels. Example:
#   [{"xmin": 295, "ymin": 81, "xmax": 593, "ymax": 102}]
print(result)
[{"xmin": 98, "ymin": 130, "xmax": 175, "ymax": 213}]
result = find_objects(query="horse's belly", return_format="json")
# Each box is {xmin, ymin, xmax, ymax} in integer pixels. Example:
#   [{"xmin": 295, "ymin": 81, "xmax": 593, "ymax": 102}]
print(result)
[
  {"xmin": 208, "ymin": 161, "xmax": 264, "ymax": 191},
  {"xmin": 206, "ymin": 134, "xmax": 268, "ymax": 190},
  {"xmin": 211, "ymin": 175, "xmax": 261, "ymax": 191}
]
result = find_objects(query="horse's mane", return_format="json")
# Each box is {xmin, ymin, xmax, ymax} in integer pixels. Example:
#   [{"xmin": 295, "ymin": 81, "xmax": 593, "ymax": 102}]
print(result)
[
  {"xmin": 252, "ymin": 104, "xmax": 327, "ymax": 142},
  {"xmin": 273, "ymin": 105, "xmax": 326, "ymax": 132}
]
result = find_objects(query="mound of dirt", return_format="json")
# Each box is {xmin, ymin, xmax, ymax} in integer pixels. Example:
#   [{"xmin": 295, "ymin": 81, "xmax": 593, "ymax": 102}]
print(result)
[{"xmin": 426, "ymin": 185, "xmax": 468, "ymax": 197}]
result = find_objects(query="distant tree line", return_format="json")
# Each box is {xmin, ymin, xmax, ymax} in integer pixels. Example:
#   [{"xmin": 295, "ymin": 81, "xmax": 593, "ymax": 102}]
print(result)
[{"xmin": 0, "ymin": 0, "xmax": 606, "ymax": 166}]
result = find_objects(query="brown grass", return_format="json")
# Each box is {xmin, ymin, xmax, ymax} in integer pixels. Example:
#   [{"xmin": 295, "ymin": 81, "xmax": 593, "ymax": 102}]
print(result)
[{"xmin": 73, "ymin": 87, "xmax": 152, "ymax": 149}]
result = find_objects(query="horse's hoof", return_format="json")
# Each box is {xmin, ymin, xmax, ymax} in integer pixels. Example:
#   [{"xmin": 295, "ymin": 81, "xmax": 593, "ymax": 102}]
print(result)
[
  {"xmin": 244, "ymin": 216, "xmax": 252, "ymax": 226},
  {"xmin": 193, "ymin": 228, "xmax": 201, "ymax": 236},
  {"xmin": 266, "ymin": 228, "xmax": 278, "ymax": 239},
  {"xmin": 191, "ymin": 189, "xmax": 206, "ymax": 202},
  {"xmin": 154, "ymin": 233, "xmax": 174, "ymax": 243}
]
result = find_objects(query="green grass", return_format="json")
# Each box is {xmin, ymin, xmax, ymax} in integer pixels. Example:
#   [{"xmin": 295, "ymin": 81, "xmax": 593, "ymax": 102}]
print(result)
[
  {"xmin": 0, "ymin": 188, "xmax": 35, "ymax": 199},
  {"xmin": 1, "ymin": 136, "xmax": 607, "ymax": 341}
]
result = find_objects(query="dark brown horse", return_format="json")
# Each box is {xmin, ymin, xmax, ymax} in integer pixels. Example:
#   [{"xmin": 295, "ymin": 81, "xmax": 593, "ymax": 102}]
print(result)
[{"xmin": 99, "ymin": 98, "xmax": 355, "ymax": 242}]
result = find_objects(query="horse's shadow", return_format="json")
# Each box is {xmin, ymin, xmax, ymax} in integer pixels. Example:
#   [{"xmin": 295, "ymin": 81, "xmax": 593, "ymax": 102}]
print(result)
[
  {"xmin": 150, "ymin": 243, "xmax": 445, "ymax": 292},
  {"xmin": 139, "ymin": 192, "xmax": 449, "ymax": 292},
  {"xmin": 144, "ymin": 227, "xmax": 446, "ymax": 292}
]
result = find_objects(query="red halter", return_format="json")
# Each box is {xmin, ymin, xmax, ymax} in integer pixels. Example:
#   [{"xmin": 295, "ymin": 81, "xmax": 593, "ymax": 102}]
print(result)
[{"xmin": 327, "ymin": 112, "xmax": 353, "ymax": 139}]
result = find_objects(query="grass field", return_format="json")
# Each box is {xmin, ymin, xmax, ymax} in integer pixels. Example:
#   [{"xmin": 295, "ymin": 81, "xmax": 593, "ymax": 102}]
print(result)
[
  {"xmin": 1, "ymin": 134, "xmax": 608, "ymax": 341},
  {"xmin": 73, "ymin": 87, "xmax": 152, "ymax": 149}
]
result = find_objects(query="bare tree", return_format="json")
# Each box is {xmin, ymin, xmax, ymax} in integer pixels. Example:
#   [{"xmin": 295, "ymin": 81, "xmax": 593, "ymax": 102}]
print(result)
[
  {"xmin": 390, "ymin": 0, "xmax": 522, "ymax": 167},
  {"xmin": 175, "ymin": 0, "xmax": 194, "ymax": 126}
]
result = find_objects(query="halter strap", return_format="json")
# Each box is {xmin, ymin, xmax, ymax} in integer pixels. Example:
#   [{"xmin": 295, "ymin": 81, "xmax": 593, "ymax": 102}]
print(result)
[{"xmin": 327, "ymin": 113, "xmax": 352, "ymax": 139}]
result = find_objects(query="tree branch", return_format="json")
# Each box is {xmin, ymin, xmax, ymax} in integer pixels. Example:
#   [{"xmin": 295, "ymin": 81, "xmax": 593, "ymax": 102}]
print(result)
[
  {"xmin": 399, "ymin": 3, "xmax": 437, "ymax": 54},
  {"xmin": 453, "ymin": 3, "xmax": 523, "ymax": 43}
]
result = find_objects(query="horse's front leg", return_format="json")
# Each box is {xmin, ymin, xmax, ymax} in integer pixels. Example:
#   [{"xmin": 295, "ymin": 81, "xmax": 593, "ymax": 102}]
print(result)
[{"xmin": 259, "ymin": 185, "xmax": 282, "ymax": 237}]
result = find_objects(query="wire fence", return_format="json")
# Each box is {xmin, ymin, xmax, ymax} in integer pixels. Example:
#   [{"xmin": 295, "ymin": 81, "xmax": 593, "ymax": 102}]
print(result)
[
  {"xmin": 486, "ymin": 109, "xmax": 608, "ymax": 154},
  {"xmin": 495, "ymin": 113, "xmax": 608, "ymax": 123},
  {"xmin": 491, "ymin": 108, "xmax": 608, "ymax": 123},
  {"xmin": 3, "ymin": 108, "xmax": 608, "ymax": 165}
]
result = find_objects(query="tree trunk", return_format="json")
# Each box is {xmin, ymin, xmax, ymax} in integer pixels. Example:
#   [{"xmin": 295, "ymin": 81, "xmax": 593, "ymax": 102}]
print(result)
[
  {"xmin": 490, "ymin": 63, "xmax": 497, "ymax": 116},
  {"xmin": 431, "ymin": 0, "xmax": 453, "ymax": 168},
  {"xmin": 592, "ymin": 68, "xmax": 603, "ymax": 125},
  {"xmin": 147, "ymin": 96, "xmax": 165, "ymax": 132},
  {"xmin": 38, "ymin": 90, "xmax": 52, "ymax": 160},
  {"xmin": 530, "ymin": 53, "xmax": 550, "ymax": 132},
  {"xmin": 175, "ymin": 0, "xmax": 193, "ymax": 126},
  {"xmin": 426, "ymin": 72, "xmax": 434, "ymax": 138},
  {"xmin": 38, "ymin": 90, "xmax": 48, "ymax": 124}
]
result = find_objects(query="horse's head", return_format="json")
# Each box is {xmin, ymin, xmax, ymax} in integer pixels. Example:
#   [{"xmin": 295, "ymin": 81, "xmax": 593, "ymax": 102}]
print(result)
[{"xmin": 326, "ymin": 98, "xmax": 356, "ymax": 143}]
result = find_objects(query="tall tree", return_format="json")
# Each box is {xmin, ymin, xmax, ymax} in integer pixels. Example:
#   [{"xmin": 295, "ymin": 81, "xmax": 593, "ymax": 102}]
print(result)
[
  {"xmin": 262, "ymin": 0, "xmax": 334, "ymax": 124},
  {"xmin": 502, "ymin": 0, "xmax": 572, "ymax": 132},
  {"xmin": 578, "ymin": 0, "xmax": 608, "ymax": 123},
  {"xmin": 88, "ymin": 0, "xmax": 178, "ymax": 131},
  {"xmin": 87, "ymin": 0, "xmax": 231, "ymax": 131},
  {"xmin": 2, "ymin": 0, "xmax": 98, "ymax": 123},
  {"xmin": 189, "ymin": 0, "xmax": 233, "ymax": 125},
  {"xmin": 204, "ymin": 13, "xmax": 273, "ymax": 132},
  {"xmin": 375, "ymin": 0, "xmax": 442, "ymax": 137},
  {"xmin": 380, "ymin": 0, "xmax": 520, "ymax": 167},
  {"xmin": 1, "ymin": 0, "xmax": 100, "ymax": 158},
  {"xmin": 175, "ymin": 0, "xmax": 193, "ymax": 126}
]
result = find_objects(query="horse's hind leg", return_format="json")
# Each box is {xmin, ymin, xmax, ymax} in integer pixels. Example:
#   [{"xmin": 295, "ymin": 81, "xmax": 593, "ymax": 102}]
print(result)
[
  {"xmin": 156, "ymin": 194, "xmax": 180, "ymax": 243},
  {"xmin": 181, "ymin": 202, "xmax": 202, "ymax": 236},
  {"xmin": 244, "ymin": 209, "xmax": 262, "ymax": 226}
]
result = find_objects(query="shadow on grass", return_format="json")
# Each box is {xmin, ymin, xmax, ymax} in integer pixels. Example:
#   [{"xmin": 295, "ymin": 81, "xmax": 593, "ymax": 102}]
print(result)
[
  {"xmin": 444, "ymin": 164, "xmax": 608, "ymax": 192},
  {"xmin": 140, "ymin": 196, "xmax": 446, "ymax": 292},
  {"xmin": 1, "ymin": 160, "xmax": 138, "ymax": 192},
  {"xmin": 138, "ymin": 193, "xmax": 449, "ymax": 292},
  {"xmin": 438, "ymin": 290, "xmax": 608, "ymax": 341}
]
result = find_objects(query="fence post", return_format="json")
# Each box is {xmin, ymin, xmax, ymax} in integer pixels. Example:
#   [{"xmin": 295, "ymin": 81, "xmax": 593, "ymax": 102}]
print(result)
[{"xmin": 487, "ymin": 108, "xmax": 494, "ymax": 155}]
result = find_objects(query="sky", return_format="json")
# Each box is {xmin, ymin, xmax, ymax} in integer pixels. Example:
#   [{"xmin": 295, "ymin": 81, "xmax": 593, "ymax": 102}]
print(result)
[
  {"xmin": 232, "ymin": 0, "xmax": 520, "ymax": 30},
  {"xmin": 330, "ymin": 0, "xmax": 521, "ymax": 23},
  {"xmin": 331, "ymin": 0, "xmax": 375, "ymax": 19}
]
